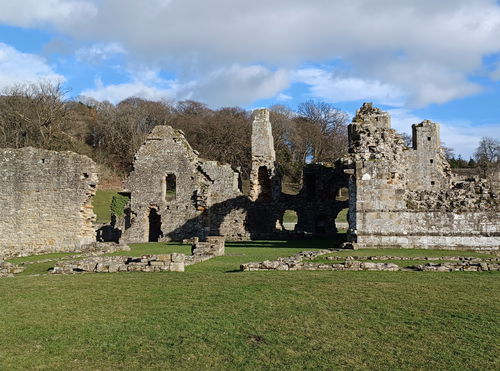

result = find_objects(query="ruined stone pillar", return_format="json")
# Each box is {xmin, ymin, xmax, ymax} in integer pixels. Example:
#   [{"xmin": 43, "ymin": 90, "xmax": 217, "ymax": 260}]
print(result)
[{"xmin": 249, "ymin": 108, "xmax": 281, "ymax": 201}]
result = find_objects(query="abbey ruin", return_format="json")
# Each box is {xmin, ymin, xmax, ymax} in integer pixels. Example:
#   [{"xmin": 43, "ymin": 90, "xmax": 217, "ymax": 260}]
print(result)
[
  {"xmin": 0, "ymin": 103, "xmax": 498, "ymax": 259},
  {"xmin": 120, "ymin": 108, "xmax": 348, "ymax": 243},
  {"xmin": 345, "ymin": 103, "xmax": 499, "ymax": 249},
  {"xmin": 0, "ymin": 147, "xmax": 98, "ymax": 257}
]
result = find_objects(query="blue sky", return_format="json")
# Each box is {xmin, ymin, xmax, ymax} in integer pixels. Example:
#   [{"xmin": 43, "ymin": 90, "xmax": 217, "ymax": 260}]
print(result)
[{"xmin": 0, "ymin": 0, "xmax": 499, "ymax": 158}]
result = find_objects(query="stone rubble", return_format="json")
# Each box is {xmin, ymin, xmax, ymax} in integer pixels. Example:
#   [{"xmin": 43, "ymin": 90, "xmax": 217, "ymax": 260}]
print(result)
[
  {"xmin": 51, "ymin": 237, "xmax": 226, "ymax": 274},
  {"xmin": 240, "ymin": 250, "xmax": 500, "ymax": 272},
  {"xmin": 0, "ymin": 260, "xmax": 24, "ymax": 278},
  {"xmin": 325, "ymin": 255, "xmax": 500, "ymax": 262}
]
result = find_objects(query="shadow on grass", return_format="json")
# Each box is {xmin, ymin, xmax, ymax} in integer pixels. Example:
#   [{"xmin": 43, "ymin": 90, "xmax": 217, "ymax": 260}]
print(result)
[{"xmin": 226, "ymin": 234, "xmax": 347, "ymax": 250}]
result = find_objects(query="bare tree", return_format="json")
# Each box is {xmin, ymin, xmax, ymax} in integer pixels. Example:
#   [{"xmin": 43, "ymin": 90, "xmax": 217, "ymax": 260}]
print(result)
[
  {"xmin": 0, "ymin": 81, "xmax": 68, "ymax": 149},
  {"xmin": 297, "ymin": 100, "xmax": 349, "ymax": 162},
  {"xmin": 474, "ymin": 137, "xmax": 500, "ymax": 176}
]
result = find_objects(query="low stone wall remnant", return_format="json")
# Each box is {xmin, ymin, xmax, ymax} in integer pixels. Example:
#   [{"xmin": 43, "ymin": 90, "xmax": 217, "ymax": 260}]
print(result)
[
  {"xmin": 240, "ymin": 250, "xmax": 500, "ymax": 272},
  {"xmin": 0, "ymin": 260, "xmax": 24, "ymax": 278},
  {"xmin": 51, "ymin": 254, "xmax": 185, "ymax": 274},
  {"xmin": 325, "ymin": 255, "xmax": 500, "ymax": 262}
]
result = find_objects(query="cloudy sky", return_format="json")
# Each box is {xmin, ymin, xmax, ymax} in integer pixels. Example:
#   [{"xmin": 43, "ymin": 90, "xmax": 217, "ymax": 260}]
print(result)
[{"xmin": 0, "ymin": 0, "xmax": 499, "ymax": 157}]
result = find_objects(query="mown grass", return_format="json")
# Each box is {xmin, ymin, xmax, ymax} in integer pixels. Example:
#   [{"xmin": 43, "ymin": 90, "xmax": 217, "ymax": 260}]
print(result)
[
  {"xmin": 282, "ymin": 208, "xmax": 348, "ymax": 224},
  {"xmin": 336, "ymin": 207, "xmax": 348, "ymax": 223},
  {"xmin": 92, "ymin": 189, "xmax": 121, "ymax": 223},
  {"xmin": 1, "ymin": 241, "xmax": 499, "ymax": 370}
]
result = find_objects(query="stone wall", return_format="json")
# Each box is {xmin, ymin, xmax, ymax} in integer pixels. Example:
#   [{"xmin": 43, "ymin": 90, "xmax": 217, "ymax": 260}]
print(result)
[
  {"xmin": 249, "ymin": 108, "xmax": 281, "ymax": 202},
  {"xmin": 122, "ymin": 126, "xmax": 243, "ymax": 243},
  {"xmin": 0, "ymin": 260, "xmax": 24, "ymax": 277},
  {"xmin": 0, "ymin": 147, "xmax": 98, "ymax": 257},
  {"xmin": 241, "ymin": 250, "xmax": 500, "ymax": 272},
  {"xmin": 51, "ymin": 253, "xmax": 185, "ymax": 274},
  {"xmin": 121, "ymin": 109, "xmax": 349, "ymax": 243},
  {"xmin": 346, "ymin": 103, "xmax": 499, "ymax": 250}
]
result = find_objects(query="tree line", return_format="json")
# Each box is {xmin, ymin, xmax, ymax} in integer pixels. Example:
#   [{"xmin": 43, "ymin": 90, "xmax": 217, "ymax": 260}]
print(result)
[
  {"xmin": 0, "ymin": 81, "xmax": 497, "ymax": 184},
  {"xmin": 0, "ymin": 81, "xmax": 349, "ymax": 184}
]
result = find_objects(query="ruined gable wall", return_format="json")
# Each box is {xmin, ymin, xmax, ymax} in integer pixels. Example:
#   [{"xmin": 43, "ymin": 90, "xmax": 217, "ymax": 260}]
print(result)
[
  {"xmin": 0, "ymin": 147, "xmax": 98, "ymax": 257},
  {"xmin": 123, "ymin": 126, "xmax": 243, "ymax": 242},
  {"xmin": 348, "ymin": 103, "xmax": 499, "ymax": 250},
  {"xmin": 123, "ymin": 126, "xmax": 207, "ymax": 242}
]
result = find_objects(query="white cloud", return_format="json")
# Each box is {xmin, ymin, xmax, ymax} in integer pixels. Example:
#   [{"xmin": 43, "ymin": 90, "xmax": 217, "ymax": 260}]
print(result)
[
  {"xmin": 75, "ymin": 42, "xmax": 126, "ymax": 64},
  {"xmin": 0, "ymin": 43, "xmax": 64, "ymax": 89},
  {"xmin": 292, "ymin": 68, "xmax": 406, "ymax": 106},
  {"xmin": 388, "ymin": 108, "xmax": 500, "ymax": 158},
  {"xmin": 276, "ymin": 93, "xmax": 292, "ymax": 102},
  {"xmin": 3, "ymin": 1, "xmax": 500, "ymax": 107},
  {"xmin": 0, "ymin": 0, "xmax": 96, "ymax": 27},
  {"xmin": 81, "ymin": 64, "xmax": 289, "ymax": 107},
  {"xmin": 185, "ymin": 65, "xmax": 289, "ymax": 107},
  {"xmin": 80, "ymin": 69, "xmax": 178, "ymax": 104}
]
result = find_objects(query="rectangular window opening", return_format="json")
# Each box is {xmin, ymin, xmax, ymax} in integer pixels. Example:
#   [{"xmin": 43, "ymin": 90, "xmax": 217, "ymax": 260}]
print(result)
[{"xmin": 165, "ymin": 174, "xmax": 176, "ymax": 201}]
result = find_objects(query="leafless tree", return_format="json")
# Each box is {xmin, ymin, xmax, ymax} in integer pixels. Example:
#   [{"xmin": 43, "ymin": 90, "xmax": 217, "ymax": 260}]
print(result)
[
  {"xmin": 297, "ymin": 100, "xmax": 349, "ymax": 162},
  {"xmin": 474, "ymin": 137, "xmax": 500, "ymax": 176}
]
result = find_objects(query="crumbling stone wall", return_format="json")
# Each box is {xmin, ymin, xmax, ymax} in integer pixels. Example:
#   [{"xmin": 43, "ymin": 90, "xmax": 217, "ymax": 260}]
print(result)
[
  {"xmin": 249, "ymin": 108, "xmax": 281, "ymax": 202},
  {"xmin": 346, "ymin": 103, "xmax": 499, "ymax": 250},
  {"xmin": 122, "ymin": 109, "xmax": 348, "ymax": 243},
  {"xmin": 122, "ymin": 126, "xmax": 243, "ymax": 243},
  {"xmin": 0, "ymin": 147, "xmax": 98, "ymax": 257}
]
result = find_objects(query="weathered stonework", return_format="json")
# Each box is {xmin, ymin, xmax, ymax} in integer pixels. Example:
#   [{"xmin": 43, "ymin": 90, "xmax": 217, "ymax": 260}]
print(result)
[
  {"xmin": 0, "ymin": 260, "xmax": 24, "ymax": 277},
  {"xmin": 122, "ymin": 126, "xmax": 243, "ymax": 243},
  {"xmin": 249, "ymin": 109, "xmax": 281, "ymax": 202},
  {"xmin": 51, "ymin": 253, "xmax": 186, "ymax": 274},
  {"xmin": 0, "ymin": 147, "xmax": 98, "ymax": 258},
  {"xmin": 241, "ymin": 250, "xmax": 500, "ymax": 272},
  {"xmin": 191, "ymin": 236, "xmax": 225, "ymax": 257},
  {"xmin": 345, "ymin": 103, "xmax": 499, "ymax": 250},
  {"xmin": 122, "ymin": 110, "xmax": 348, "ymax": 243}
]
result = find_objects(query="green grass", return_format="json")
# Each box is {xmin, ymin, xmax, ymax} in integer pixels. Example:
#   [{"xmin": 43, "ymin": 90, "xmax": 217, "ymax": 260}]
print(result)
[
  {"xmin": 283, "ymin": 210, "xmax": 297, "ymax": 223},
  {"xmin": 6, "ymin": 252, "xmax": 78, "ymax": 265},
  {"xmin": 92, "ymin": 189, "xmax": 121, "ymax": 223},
  {"xmin": 282, "ymin": 208, "xmax": 348, "ymax": 224},
  {"xmin": 336, "ymin": 208, "xmax": 348, "ymax": 223},
  {"xmin": 0, "ymin": 241, "xmax": 499, "ymax": 370}
]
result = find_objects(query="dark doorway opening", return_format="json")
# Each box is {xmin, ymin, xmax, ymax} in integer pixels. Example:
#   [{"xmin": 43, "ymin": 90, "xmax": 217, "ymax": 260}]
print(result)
[
  {"xmin": 148, "ymin": 208, "xmax": 162, "ymax": 242},
  {"xmin": 305, "ymin": 173, "xmax": 316, "ymax": 200}
]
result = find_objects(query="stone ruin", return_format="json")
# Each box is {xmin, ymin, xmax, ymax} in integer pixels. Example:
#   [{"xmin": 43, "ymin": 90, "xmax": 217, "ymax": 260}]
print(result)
[
  {"xmin": 119, "ymin": 109, "xmax": 348, "ymax": 243},
  {"xmin": 0, "ymin": 147, "xmax": 98, "ymax": 258},
  {"xmin": 344, "ymin": 103, "xmax": 499, "ymax": 250},
  {"xmin": 0, "ymin": 103, "xmax": 498, "ymax": 261}
]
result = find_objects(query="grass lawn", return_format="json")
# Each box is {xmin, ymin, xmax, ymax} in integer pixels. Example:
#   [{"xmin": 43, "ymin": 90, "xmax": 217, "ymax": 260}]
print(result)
[
  {"xmin": 1, "ymin": 241, "xmax": 499, "ymax": 370},
  {"xmin": 336, "ymin": 208, "xmax": 348, "ymax": 223},
  {"xmin": 92, "ymin": 189, "xmax": 121, "ymax": 224}
]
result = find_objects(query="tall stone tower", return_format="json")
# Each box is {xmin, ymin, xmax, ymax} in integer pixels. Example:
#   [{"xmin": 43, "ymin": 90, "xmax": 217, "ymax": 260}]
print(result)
[{"xmin": 249, "ymin": 108, "xmax": 281, "ymax": 201}]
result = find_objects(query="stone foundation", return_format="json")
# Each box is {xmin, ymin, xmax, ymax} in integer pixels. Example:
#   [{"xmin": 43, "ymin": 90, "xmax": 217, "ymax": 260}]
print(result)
[
  {"xmin": 0, "ymin": 260, "xmax": 24, "ymax": 278},
  {"xmin": 51, "ymin": 254, "xmax": 186, "ymax": 274}
]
